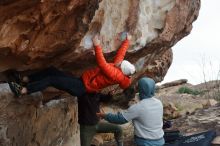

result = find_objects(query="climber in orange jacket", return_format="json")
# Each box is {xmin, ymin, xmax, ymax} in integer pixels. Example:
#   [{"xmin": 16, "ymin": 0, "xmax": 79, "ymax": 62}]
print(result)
[
  {"xmin": 8, "ymin": 33, "xmax": 136, "ymax": 98},
  {"xmin": 82, "ymin": 33, "xmax": 134, "ymax": 93}
]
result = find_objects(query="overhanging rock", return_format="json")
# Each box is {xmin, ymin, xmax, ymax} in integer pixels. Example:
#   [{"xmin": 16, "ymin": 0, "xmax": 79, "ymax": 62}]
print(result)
[{"xmin": 0, "ymin": 0, "xmax": 200, "ymax": 82}]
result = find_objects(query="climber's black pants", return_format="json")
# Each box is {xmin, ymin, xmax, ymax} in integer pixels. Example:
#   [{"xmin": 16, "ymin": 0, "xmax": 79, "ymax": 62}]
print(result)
[{"xmin": 26, "ymin": 67, "xmax": 86, "ymax": 97}]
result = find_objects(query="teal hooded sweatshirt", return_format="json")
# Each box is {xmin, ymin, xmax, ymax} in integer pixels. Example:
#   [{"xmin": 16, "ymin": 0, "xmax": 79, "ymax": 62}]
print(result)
[{"xmin": 138, "ymin": 77, "xmax": 155, "ymax": 100}]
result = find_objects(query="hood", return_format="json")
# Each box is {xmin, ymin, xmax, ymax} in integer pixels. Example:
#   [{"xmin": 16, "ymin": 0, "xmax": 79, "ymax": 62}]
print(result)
[{"xmin": 138, "ymin": 77, "xmax": 155, "ymax": 100}]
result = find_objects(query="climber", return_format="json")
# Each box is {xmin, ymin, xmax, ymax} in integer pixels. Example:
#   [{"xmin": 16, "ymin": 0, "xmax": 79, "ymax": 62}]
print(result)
[
  {"xmin": 78, "ymin": 91, "xmax": 124, "ymax": 146},
  {"xmin": 8, "ymin": 33, "xmax": 136, "ymax": 98},
  {"xmin": 97, "ymin": 77, "xmax": 165, "ymax": 146}
]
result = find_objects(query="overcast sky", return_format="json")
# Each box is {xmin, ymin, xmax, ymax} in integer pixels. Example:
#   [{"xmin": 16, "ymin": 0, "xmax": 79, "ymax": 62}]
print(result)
[{"xmin": 161, "ymin": 0, "xmax": 220, "ymax": 85}]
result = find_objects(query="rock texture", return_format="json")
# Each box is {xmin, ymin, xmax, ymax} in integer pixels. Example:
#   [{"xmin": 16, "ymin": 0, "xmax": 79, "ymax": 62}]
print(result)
[
  {"xmin": 0, "ymin": 1, "xmax": 201, "ymax": 146},
  {"xmin": 173, "ymin": 106, "xmax": 220, "ymax": 136},
  {"xmin": 0, "ymin": 0, "xmax": 200, "ymax": 82},
  {"xmin": 0, "ymin": 83, "xmax": 79, "ymax": 146},
  {"xmin": 156, "ymin": 80, "xmax": 220, "ymax": 118}
]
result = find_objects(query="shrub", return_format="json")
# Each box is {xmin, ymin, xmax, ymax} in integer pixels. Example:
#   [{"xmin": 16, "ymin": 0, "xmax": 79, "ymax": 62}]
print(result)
[{"xmin": 177, "ymin": 87, "xmax": 202, "ymax": 95}]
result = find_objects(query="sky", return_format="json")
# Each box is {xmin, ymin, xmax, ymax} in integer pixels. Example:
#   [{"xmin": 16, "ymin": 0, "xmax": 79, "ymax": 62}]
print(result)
[{"xmin": 160, "ymin": 0, "xmax": 220, "ymax": 85}]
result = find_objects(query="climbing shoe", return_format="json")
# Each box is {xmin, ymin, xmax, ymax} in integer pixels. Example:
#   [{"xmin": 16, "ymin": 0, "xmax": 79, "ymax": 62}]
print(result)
[{"xmin": 8, "ymin": 82, "xmax": 22, "ymax": 97}]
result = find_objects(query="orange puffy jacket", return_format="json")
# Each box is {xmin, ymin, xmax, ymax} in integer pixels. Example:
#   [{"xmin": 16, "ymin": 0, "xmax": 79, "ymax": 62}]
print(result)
[{"xmin": 82, "ymin": 39, "xmax": 131, "ymax": 93}]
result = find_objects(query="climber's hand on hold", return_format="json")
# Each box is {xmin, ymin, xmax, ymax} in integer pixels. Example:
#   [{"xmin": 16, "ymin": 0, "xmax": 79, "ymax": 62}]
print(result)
[{"xmin": 92, "ymin": 34, "xmax": 101, "ymax": 46}]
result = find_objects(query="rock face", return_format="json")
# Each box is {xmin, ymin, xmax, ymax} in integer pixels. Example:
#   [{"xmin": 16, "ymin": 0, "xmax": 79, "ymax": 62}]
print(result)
[
  {"xmin": 173, "ymin": 106, "xmax": 220, "ymax": 136},
  {"xmin": 0, "ymin": 1, "xmax": 201, "ymax": 146},
  {"xmin": 0, "ymin": 84, "xmax": 79, "ymax": 146},
  {"xmin": 0, "ymin": 0, "xmax": 200, "ymax": 82}
]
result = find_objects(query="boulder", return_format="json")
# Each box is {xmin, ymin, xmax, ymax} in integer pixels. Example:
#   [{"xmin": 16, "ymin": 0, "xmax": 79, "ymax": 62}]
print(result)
[
  {"xmin": 0, "ymin": 0, "xmax": 200, "ymax": 82},
  {"xmin": 0, "ymin": 83, "xmax": 79, "ymax": 146}
]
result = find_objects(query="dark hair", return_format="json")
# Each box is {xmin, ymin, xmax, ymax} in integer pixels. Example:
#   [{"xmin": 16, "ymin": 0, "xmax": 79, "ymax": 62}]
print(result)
[{"xmin": 123, "ymin": 85, "xmax": 136, "ymax": 99}]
